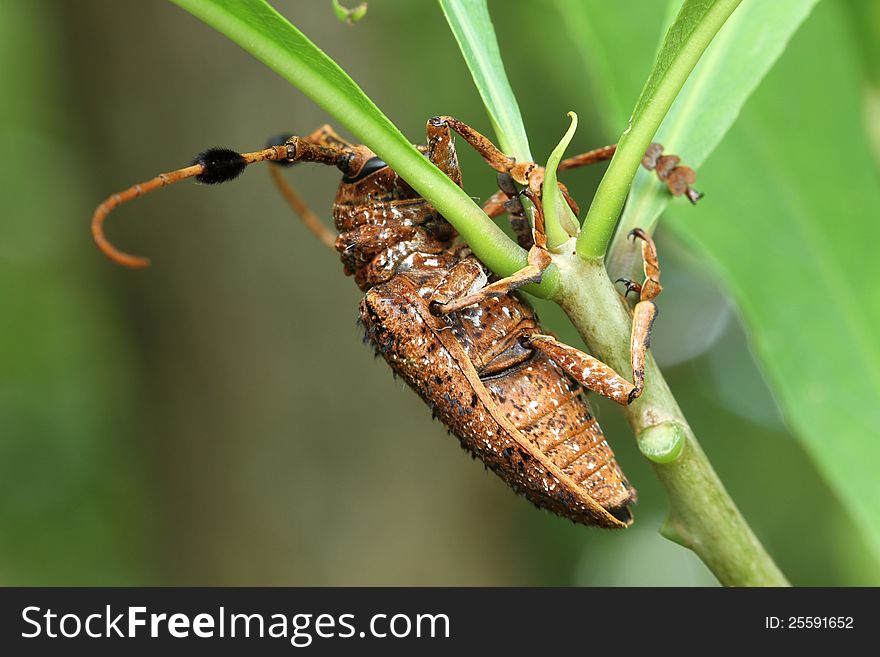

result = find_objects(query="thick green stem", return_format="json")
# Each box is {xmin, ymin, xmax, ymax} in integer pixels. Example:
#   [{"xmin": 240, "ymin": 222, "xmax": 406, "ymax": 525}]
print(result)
[{"xmin": 552, "ymin": 247, "xmax": 788, "ymax": 586}]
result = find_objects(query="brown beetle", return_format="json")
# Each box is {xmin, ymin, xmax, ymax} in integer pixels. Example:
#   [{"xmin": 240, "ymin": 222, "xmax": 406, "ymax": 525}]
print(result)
[{"xmin": 92, "ymin": 117, "xmax": 699, "ymax": 528}]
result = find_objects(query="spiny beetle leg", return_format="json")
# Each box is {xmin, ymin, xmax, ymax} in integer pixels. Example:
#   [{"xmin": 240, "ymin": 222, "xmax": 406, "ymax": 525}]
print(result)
[
  {"xmin": 426, "ymin": 116, "xmax": 541, "ymax": 192},
  {"xmin": 559, "ymin": 142, "xmax": 702, "ymax": 204},
  {"xmin": 428, "ymin": 116, "xmax": 535, "ymax": 251},
  {"xmin": 558, "ymin": 144, "xmax": 618, "ymax": 171},
  {"xmin": 482, "ymin": 189, "xmax": 531, "ymax": 248},
  {"xmin": 538, "ymin": 227, "xmax": 664, "ymax": 405},
  {"xmin": 425, "ymin": 117, "xmax": 464, "ymax": 187},
  {"xmin": 527, "ymin": 335, "xmax": 637, "ymax": 406},
  {"xmin": 625, "ymin": 228, "xmax": 663, "ymax": 398},
  {"xmin": 481, "ymin": 190, "xmax": 509, "ymax": 219},
  {"xmin": 630, "ymin": 300, "xmax": 657, "ymax": 400},
  {"xmin": 629, "ymin": 228, "xmax": 662, "ymax": 303},
  {"xmin": 615, "ymin": 278, "xmax": 643, "ymax": 300},
  {"xmin": 429, "ymin": 246, "xmax": 551, "ymax": 315},
  {"xmin": 431, "ymin": 190, "xmax": 551, "ymax": 315},
  {"xmin": 428, "ymin": 116, "xmax": 514, "ymax": 175},
  {"xmin": 488, "ymin": 173, "xmax": 532, "ymax": 249},
  {"xmin": 428, "ymin": 116, "xmax": 588, "ymax": 246},
  {"xmin": 641, "ymin": 143, "xmax": 702, "ymax": 204},
  {"xmin": 529, "ymin": 295, "xmax": 655, "ymax": 406}
]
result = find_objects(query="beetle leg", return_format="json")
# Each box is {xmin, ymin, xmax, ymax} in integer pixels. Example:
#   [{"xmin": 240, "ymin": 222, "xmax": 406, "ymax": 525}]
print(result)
[
  {"xmin": 303, "ymin": 124, "xmax": 357, "ymax": 151},
  {"xmin": 531, "ymin": 228, "xmax": 663, "ymax": 404},
  {"xmin": 263, "ymin": 131, "xmax": 351, "ymax": 251},
  {"xmin": 430, "ymin": 188, "xmax": 551, "ymax": 314},
  {"xmin": 639, "ymin": 144, "xmax": 703, "ymax": 203},
  {"xmin": 527, "ymin": 335, "xmax": 637, "ymax": 406},
  {"xmin": 629, "ymin": 300, "xmax": 657, "ymax": 401},
  {"xmin": 428, "ymin": 258, "xmax": 486, "ymax": 312},
  {"xmin": 427, "ymin": 116, "xmax": 515, "ymax": 175},
  {"xmin": 558, "ymin": 144, "xmax": 618, "ymax": 171},
  {"xmin": 528, "ymin": 315, "xmax": 655, "ymax": 407},
  {"xmin": 481, "ymin": 187, "xmax": 533, "ymax": 249},
  {"xmin": 491, "ymin": 172, "xmax": 535, "ymax": 249},
  {"xmin": 428, "ymin": 117, "xmax": 579, "ymax": 245},
  {"xmin": 629, "ymin": 228, "xmax": 662, "ymax": 302},
  {"xmin": 560, "ymin": 142, "xmax": 702, "ymax": 203},
  {"xmin": 429, "ymin": 116, "xmax": 701, "ymax": 203},
  {"xmin": 425, "ymin": 117, "xmax": 464, "ymax": 187},
  {"xmin": 481, "ymin": 190, "xmax": 509, "ymax": 219},
  {"xmin": 429, "ymin": 245, "xmax": 551, "ymax": 315},
  {"xmin": 427, "ymin": 117, "xmax": 529, "ymax": 248},
  {"xmin": 615, "ymin": 278, "xmax": 642, "ymax": 300},
  {"xmin": 626, "ymin": 228, "xmax": 662, "ymax": 395}
]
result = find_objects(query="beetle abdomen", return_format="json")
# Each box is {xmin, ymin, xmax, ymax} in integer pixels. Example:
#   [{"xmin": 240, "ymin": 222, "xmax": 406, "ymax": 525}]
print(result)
[
  {"xmin": 359, "ymin": 274, "xmax": 635, "ymax": 527},
  {"xmin": 482, "ymin": 354, "xmax": 635, "ymax": 522}
]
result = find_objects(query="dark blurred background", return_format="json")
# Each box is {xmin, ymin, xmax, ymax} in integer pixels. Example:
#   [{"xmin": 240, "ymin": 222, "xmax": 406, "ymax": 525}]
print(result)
[{"xmin": 1, "ymin": 0, "xmax": 877, "ymax": 585}]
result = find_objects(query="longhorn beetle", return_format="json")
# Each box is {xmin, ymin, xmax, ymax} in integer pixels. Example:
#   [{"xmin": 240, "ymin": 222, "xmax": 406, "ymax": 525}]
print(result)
[{"xmin": 92, "ymin": 117, "xmax": 700, "ymax": 528}]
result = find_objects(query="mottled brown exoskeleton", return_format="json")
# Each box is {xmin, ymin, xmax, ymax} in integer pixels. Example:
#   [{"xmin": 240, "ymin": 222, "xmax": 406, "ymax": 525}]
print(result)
[{"xmin": 92, "ymin": 117, "xmax": 700, "ymax": 528}]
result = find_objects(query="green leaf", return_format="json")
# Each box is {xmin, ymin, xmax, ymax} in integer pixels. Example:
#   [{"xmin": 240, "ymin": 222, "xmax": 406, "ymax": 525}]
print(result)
[
  {"xmin": 846, "ymin": 0, "xmax": 880, "ymax": 86},
  {"xmin": 844, "ymin": 0, "xmax": 880, "ymax": 165},
  {"xmin": 665, "ymin": 3, "xmax": 880, "ymax": 558},
  {"xmin": 607, "ymin": 0, "xmax": 819, "ymax": 280},
  {"xmin": 438, "ymin": 0, "xmax": 531, "ymax": 161},
  {"xmin": 169, "ymin": 0, "xmax": 562, "ymax": 293},
  {"xmin": 555, "ymin": 0, "xmax": 671, "ymax": 133},
  {"xmin": 567, "ymin": 0, "xmax": 880, "ymax": 558},
  {"xmin": 575, "ymin": 0, "xmax": 742, "ymax": 259}
]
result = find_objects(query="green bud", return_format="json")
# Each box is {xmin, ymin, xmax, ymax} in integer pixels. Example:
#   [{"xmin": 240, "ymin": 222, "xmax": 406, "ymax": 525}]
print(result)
[
  {"xmin": 638, "ymin": 422, "xmax": 686, "ymax": 463},
  {"xmin": 350, "ymin": 3, "xmax": 368, "ymax": 23}
]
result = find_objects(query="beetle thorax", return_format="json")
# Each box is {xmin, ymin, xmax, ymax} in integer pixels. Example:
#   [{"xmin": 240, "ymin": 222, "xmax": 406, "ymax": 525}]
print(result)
[{"xmin": 332, "ymin": 165, "xmax": 457, "ymax": 290}]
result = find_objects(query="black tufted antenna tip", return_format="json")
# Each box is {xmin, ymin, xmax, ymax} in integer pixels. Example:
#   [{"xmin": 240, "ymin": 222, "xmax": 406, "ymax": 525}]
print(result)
[
  {"xmin": 192, "ymin": 147, "xmax": 247, "ymax": 184},
  {"xmin": 265, "ymin": 133, "xmax": 296, "ymax": 167}
]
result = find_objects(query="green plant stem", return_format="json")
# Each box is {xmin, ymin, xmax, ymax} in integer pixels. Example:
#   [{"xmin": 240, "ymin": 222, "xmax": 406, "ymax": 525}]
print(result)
[
  {"xmin": 577, "ymin": 0, "xmax": 742, "ymax": 259},
  {"xmin": 552, "ymin": 248, "xmax": 789, "ymax": 586}
]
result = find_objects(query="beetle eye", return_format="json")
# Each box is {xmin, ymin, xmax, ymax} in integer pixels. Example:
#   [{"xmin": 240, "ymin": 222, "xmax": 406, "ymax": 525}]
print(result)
[{"xmin": 342, "ymin": 156, "xmax": 387, "ymax": 183}]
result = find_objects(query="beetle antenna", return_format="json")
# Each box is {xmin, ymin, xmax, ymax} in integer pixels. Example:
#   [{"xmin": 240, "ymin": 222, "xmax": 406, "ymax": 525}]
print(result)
[
  {"xmin": 264, "ymin": 133, "xmax": 337, "ymax": 250},
  {"xmin": 92, "ymin": 144, "xmax": 293, "ymax": 268},
  {"xmin": 267, "ymin": 166, "xmax": 337, "ymax": 250}
]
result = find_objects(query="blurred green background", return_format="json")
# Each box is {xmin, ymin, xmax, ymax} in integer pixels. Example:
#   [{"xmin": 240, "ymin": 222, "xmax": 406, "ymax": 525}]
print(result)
[{"xmin": 2, "ymin": 0, "xmax": 878, "ymax": 586}]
